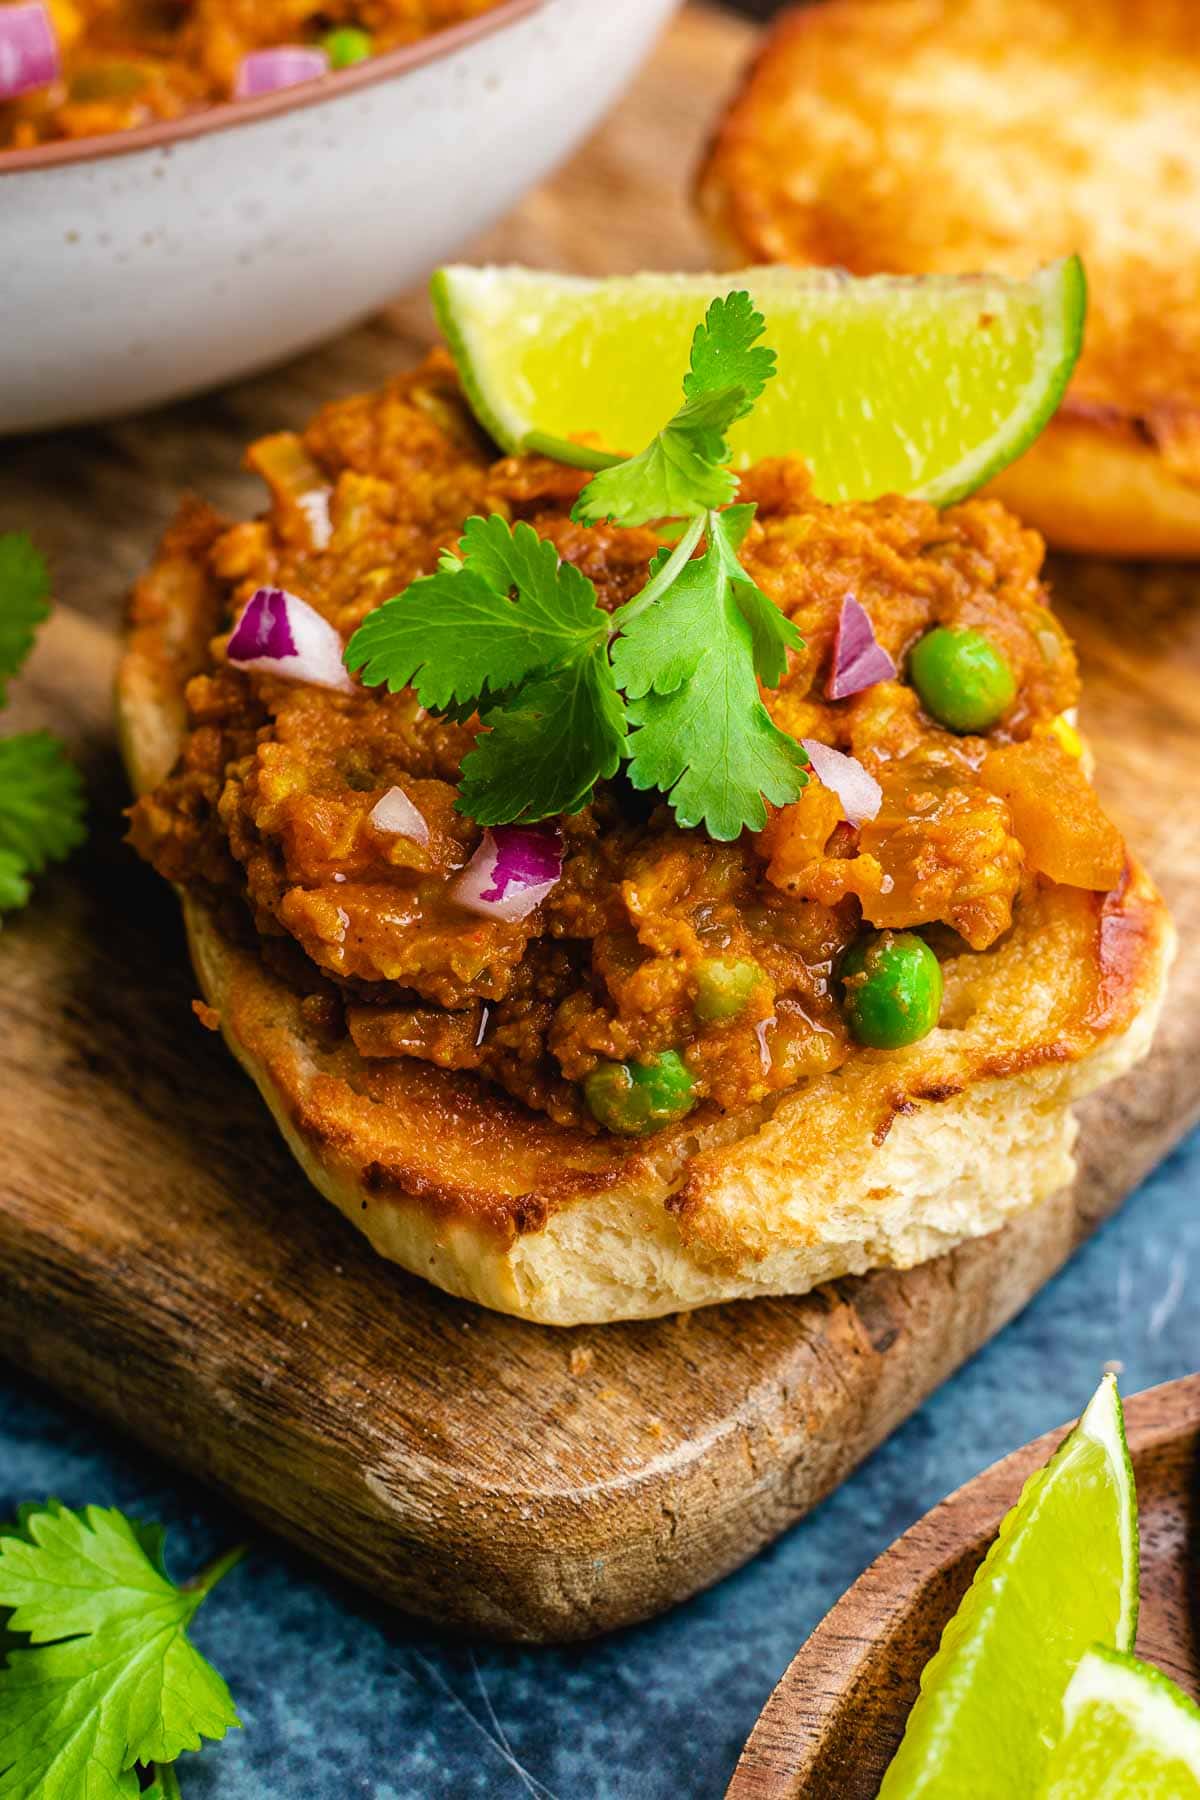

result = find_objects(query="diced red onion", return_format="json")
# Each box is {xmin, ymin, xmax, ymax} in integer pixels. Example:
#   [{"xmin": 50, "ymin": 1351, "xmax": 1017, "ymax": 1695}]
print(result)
[
  {"xmin": 299, "ymin": 488, "xmax": 333, "ymax": 550},
  {"xmin": 226, "ymin": 586, "xmax": 353, "ymax": 693},
  {"xmin": 233, "ymin": 45, "xmax": 329, "ymax": 100},
  {"xmin": 450, "ymin": 826, "xmax": 563, "ymax": 923},
  {"xmin": 369, "ymin": 786, "xmax": 429, "ymax": 846},
  {"xmin": 800, "ymin": 739, "xmax": 882, "ymax": 829},
  {"xmin": 0, "ymin": 3, "xmax": 59, "ymax": 100},
  {"xmin": 825, "ymin": 594, "xmax": 896, "ymax": 700}
]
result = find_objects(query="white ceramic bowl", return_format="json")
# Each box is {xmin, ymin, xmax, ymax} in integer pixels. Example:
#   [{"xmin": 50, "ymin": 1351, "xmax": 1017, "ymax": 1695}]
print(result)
[{"xmin": 0, "ymin": 0, "xmax": 678, "ymax": 434}]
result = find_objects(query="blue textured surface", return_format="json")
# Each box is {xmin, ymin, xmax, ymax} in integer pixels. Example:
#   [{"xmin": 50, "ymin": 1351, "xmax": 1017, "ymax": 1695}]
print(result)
[{"xmin": 2, "ymin": 1129, "xmax": 1197, "ymax": 1799}]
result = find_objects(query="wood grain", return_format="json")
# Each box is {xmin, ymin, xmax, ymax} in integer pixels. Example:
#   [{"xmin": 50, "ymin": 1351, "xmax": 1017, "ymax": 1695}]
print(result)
[
  {"xmin": 0, "ymin": 6, "xmax": 1198, "ymax": 1643},
  {"xmin": 728, "ymin": 1373, "xmax": 1200, "ymax": 1798}
]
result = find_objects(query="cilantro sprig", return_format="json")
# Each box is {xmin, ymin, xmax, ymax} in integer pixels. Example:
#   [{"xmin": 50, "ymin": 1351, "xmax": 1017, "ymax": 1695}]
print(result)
[
  {"xmin": 0, "ymin": 1501, "xmax": 243, "ymax": 1797},
  {"xmin": 347, "ymin": 515, "xmax": 626, "ymax": 821},
  {"xmin": 572, "ymin": 290, "xmax": 777, "ymax": 529},
  {"xmin": 0, "ymin": 535, "xmax": 86, "ymax": 915},
  {"xmin": 347, "ymin": 294, "xmax": 807, "ymax": 839},
  {"xmin": 610, "ymin": 505, "xmax": 806, "ymax": 839}
]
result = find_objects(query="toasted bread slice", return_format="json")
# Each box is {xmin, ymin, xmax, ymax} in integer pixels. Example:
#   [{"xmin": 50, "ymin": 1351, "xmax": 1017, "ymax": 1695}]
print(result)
[
  {"xmin": 117, "ymin": 533, "xmax": 1173, "ymax": 1325},
  {"xmin": 697, "ymin": 0, "xmax": 1200, "ymax": 557}
]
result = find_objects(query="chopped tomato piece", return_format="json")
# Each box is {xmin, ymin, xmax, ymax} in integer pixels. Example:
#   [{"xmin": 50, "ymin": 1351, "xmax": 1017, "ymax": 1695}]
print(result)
[
  {"xmin": 981, "ymin": 739, "xmax": 1126, "ymax": 891},
  {"xmin": 758, "ymin": 781, "xmax": 844, "ymax": 887}
]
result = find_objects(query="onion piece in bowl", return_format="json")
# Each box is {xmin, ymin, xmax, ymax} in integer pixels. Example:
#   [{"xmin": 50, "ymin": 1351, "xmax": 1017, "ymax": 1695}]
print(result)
[
  {"xmin": 451, "ymin": 826, "xmax": 563, "ymax": 923},
  {"xmin": 825, "ymin": 595, "xmax": 896, "ymax": 700},
  {"xmin": 800, "ymin": 739, "xmax": 882, "ymax": 829},
  {"xmin": 370, "ymin": 787, "xmax": 429, "ymax": 846},
  {"xmin": 233, "ymin": 46, "xmax": 330, "ymax": 100},
  {"xmin": 226, "ymin": 587, "xmax": 354, "ymax": 693},
  {"xmin": 0, "ymin": 3, "xmax": 59, "ymax": 100}
]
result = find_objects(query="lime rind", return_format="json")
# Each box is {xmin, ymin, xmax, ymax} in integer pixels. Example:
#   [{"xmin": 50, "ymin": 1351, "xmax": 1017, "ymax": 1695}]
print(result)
[
  {"xmin": 917, "ymin": 255, "xmax": 1086, "ymax": 506},
  {"xmin": 431, "ymin": 258, "xmax": 1087, "ymax": 508},
  {"xmin": 1075, "ymin": 1371, "xmax": 1139, "ymax": 1652},
  {"xmin": 1065, "ymin": 1646, "xmax": 1200, "ymax": 1742},
  {"xmin": 1036, "ymin": 1646, "xmax": 1200, "ymax": 1797},
  {"xmin": 430, "ymin": 264, "xmax": 522, "ymax": 456}
]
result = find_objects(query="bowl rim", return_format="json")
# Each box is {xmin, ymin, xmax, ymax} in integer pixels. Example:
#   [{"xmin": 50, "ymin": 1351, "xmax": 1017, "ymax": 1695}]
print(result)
[{"xmin": 0, "ymin": 0, "xmax": 544, "ymax": 179}]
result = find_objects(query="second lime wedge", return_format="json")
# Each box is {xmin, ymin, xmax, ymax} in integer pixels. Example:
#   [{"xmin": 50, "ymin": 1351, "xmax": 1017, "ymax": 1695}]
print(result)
[
  {"xmin": 431, "ymin": 258, "xmax": 1085, "ymax": 506},
  {"xmin": 1035, "ymin": 1646, "xmax": 1200, "ymax": 1798},
  {"xmin": 877, "ymin": 1374, "xmax": 1138, "ymax": 1799}
]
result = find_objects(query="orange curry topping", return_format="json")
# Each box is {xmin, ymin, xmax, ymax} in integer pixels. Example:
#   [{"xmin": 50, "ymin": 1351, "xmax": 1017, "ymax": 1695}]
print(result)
[{"xmin": 128, "ymin": 352, "xmax": 1126, "ymax": 1131}]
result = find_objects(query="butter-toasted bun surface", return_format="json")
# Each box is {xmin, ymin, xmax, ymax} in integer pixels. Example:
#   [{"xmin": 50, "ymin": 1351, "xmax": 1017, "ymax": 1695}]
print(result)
[
  {"xmin": 118, "ymin": 533, "xmax": 1173, "ymax": 1325},
  {"xmin": 697, "ymin": 0, "xmax": 1200, "ymax": 557},
  {"xmin": 174, "ymin": 873, "xmax": 1168, "ymax": 1324}
]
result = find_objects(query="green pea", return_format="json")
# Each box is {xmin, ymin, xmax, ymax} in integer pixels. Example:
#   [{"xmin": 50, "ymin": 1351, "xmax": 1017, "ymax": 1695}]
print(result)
[
  {"xmin": 584, "ymin": 1050, "xmax": 696, "ymax": 1135},
  {"xmin": 840, "ymin": 932, "xmax": 943, "ymax": 1049},
  {"xmin": 694, "ymin": 956, "xmax": 763, "ymax": 1023},
  {"xmin": 909, "ymin": 626, "xmax": 1016, "ymax": 734},
  {"xmin": 322, "ymin": 26, "xmax": 373, "ymax": 68}
]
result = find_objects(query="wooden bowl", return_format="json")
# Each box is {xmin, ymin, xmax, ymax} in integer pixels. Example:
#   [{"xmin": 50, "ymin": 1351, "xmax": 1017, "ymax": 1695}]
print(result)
[{"xmin": 729, "ymin": 1373, "xmax": 1200, "ymax": 1799}]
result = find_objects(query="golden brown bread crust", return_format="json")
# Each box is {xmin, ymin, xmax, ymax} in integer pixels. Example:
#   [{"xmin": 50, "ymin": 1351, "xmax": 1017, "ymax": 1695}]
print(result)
[
  {"xmin": 173, "ymin": 866, "xmax": 1169, "ymax": 1322},
  {"xmin": 696, "ymin": 0, "xmax": 1200, "ymax": 558},
  {"xmin": 118, "ymin": 514, "xmax": 1175, "ymax": 1323}
]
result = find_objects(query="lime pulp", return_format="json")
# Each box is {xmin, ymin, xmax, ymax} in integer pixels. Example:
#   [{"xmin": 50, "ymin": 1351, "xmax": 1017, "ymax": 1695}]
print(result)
[
  {"xmin": 1035, "ymin": 1647, "xmax": 1200, "ymax": 1799},
  {"xmin": 431, "ymin": 259, "xmax": 1085, "ymax": 507}
]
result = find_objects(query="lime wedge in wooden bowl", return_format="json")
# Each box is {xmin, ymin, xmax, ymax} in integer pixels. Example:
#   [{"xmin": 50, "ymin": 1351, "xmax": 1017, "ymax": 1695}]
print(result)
[{"xmin": 877, "ymin": 1374, "xmax": 1137, "ymax": 1798}]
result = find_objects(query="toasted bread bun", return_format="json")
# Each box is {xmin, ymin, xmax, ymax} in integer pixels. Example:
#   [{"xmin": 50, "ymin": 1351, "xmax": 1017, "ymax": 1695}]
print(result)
[
  {"xmin": 697, "ymin": 0, "xmax": 1200, "ymax": 558},
  {"xmin": 118, "ymin": 553, "xmax": 1173, "ymax": 1325}
]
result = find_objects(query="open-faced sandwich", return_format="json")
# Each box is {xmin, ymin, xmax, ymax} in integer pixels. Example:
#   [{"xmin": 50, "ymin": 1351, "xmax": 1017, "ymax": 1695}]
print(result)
[
  {"xmin": 119, "ymin": 275, "xmax": 1173, "ymax": 1324},
  {"xmin": 697, "ymin": 0, "xmax": 1200, "ymax": 559}
]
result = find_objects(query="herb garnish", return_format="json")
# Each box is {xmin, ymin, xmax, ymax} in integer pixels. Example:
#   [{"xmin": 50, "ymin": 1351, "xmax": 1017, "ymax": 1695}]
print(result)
[
  {"xmin": 0, "ymin": 1501, "xmax": 242, "ymax": 1796},
  {"xmin": 0, "ymin": 534, "xmax": 86, "ymax": 916},
  {"xmin": 348, "ymin": 513, "xmax": 625, "ymax": 821},
  {"xmin": 346, "ymin": 294, "xmax": 808, "ymax": 840}
]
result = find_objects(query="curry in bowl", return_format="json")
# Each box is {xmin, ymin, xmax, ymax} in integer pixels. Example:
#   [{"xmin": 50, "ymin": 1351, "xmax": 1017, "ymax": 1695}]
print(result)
[{"xmin": 0, "ymin": 0, "xmax": 510, "ymax": 148}]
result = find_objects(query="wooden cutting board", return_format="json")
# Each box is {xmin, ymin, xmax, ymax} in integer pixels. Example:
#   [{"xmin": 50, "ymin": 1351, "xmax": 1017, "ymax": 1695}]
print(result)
[{"xmin": 2, "ymin": 6, "xmax": 1199, "ymax": 1645}]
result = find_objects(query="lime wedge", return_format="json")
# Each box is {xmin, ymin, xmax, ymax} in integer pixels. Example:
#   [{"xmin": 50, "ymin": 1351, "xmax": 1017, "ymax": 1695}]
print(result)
[
  {"xmin": 1035, "ymin": 1647, "xmax": 1200, "ymax": 1798},
  {"xmin": 431, "ymin": 258, "xmax": 1085, "ymax": 507},
  {"xmin": 878, "ymin": 1374, "xmax": 1138, "ymax": 1799}
]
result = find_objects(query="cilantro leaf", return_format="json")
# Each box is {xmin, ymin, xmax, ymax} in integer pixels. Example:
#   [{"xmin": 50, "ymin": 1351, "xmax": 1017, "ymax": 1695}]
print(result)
[
  {"xmin": 707, "ymin": 505, "xmax": 802, "ymax": 689},
  {"xmin": 0, "ymin": 733, "xmax": 87, "ymax": 876},
  {"xmin": 347, "ymin": 564, "xmax": 537, "ymax": 709},
  {"xmin": 350, "ymin": 517, "xmax": 622, "ymax": 820},
  {"xmin": 682, "ymin": 290, "xmax": 776, "ymax": 422},
  {"xmin": 0, "ymin": 853, "xmax": 30, "ymax": 916},
  {"xmin": 0, "ymin": 535, "xmax": 51, "ymax": 707},
  {"xmin": 611, "ymin": 508, "xmax": 802, "ymax": 699},
  {"xmin": 571, "ymin": 390, "xmax": 742, "ymax": 527},
  {"xmin": 460, "ymin": 658, "xmax": 626, "ymax": 825},
  {"xmin": 0, "ymin": 535, "xmax": 88, "ymax": 917},
  {"xmin": 624, "ymin": 654, "xmax": 806, "ymax": 841},
  {"xmin": 572, "ymin": 291, "xmax": 776, "ymax": 528},
  {"xmin": 613, "ymin": 523, "xmax": 807, "ymax": 840},
  {"xmin": 346, "ymin": 516, "xmax": 608, "ymax": 711},
  {"xmin": 0, "ymin": 1503, "xmax": 241, "ymax": 1799},
  {"xmin": 610, "ymin": 552, "xmax": 708, "ymax": 700}
]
